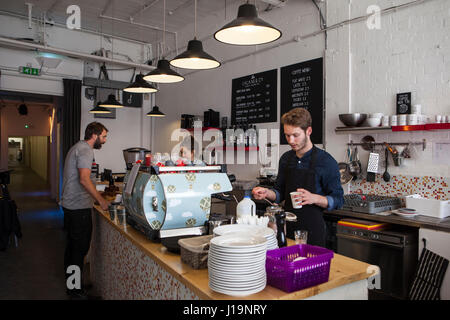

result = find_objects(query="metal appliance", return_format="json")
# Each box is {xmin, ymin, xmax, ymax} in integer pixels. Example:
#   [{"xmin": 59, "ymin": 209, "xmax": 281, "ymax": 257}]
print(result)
[
  {"xmin": 343, "ymin": 194, "xmax": 401, "ymax": 214},
  {"xmin": 122, "ymin": 163, "xmax": 232, "ymax": 252},
  {"xmin": 123, "ymin": 147, "xmax": 151, "ymax": 170},
  {"xmin": 337, "ymin": 222, "xmax": 418, "ymax": 299}
]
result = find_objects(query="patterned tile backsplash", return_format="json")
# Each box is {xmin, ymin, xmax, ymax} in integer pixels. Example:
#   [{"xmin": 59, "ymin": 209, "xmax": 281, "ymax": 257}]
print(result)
[{"xmin": 349, "ymin": 174, "xmax": 450, "ymax": 201}]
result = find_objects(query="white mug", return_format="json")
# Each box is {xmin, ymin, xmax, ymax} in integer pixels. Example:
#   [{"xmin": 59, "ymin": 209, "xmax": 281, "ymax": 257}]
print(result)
[
  {"xmin": 435, "ymin": 115, "xmax": 442, "ymax": 123},
  {"xmin": 390, "ymin": 115, "xmax": 398, "ymax": 126},
  {"xmin": 408, "ymin": 114, "xmax": 418, "ymax": 125},
  {"xmin": 399, "ymin": 114, "xmax": 407, "ymax": 126},
  {"xmin": 382, "ymin": 115, "xmax": 389, "ymax": 126}
]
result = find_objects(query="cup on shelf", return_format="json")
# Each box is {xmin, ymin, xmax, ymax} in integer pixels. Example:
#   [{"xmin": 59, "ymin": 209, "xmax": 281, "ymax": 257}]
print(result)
[
  {"xmin": 390, "ymin": 115, "xmax": 398, "ymax": 126},
  {"xmin": 407, "ymin": 114, "xmax": 418, "ymax": 125},
  {"xmin": 294, "ymin": 230, "xmax": 308, "ymax": 245},
  {"xmin": 381, "ymin": 115, "xmax": 390, "ymax": 127},
  {"xmin": 398, "ymin": 114, "xmax": 407, "ymax": 126},
  {"xmin": 435, "ymin": 115, "xmax": 442, "ymax": 123},
  {"xmin": 290, "ymin": 191, "xmax": 303, "ymax": 209}
]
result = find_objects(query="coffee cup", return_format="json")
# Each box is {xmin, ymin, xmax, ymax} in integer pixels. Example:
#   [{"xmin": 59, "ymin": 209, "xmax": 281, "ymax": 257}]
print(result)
[
  {"xmin": 390, "ymin": 115, "xmax": 397, "ymax": 126},
  {"xmin": 398, "ymin": 114, "xmax": 407, "ymax": 126},
  {"xmin": 290, "ymin": 191, "xmax": 303, "ymax": 209},
  {"xmin": 435, "ymin": 115, "xmax": 442, "ymax": 123},
  {"xmin": 408, "ymin": 114, "xmax": 418, "ymax": 125}
]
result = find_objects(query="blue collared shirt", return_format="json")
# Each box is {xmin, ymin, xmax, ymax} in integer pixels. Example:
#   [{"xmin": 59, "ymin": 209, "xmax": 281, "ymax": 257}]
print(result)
[{"xmin": 271, "ymin": 147, "xmax": 344, "ymax": 211}]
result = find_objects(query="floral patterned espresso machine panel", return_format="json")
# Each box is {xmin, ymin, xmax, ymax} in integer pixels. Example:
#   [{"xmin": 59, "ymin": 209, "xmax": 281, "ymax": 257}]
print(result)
[{"xmin": 122, "ymin": 163, "xmax": 232, "ymax": 250}]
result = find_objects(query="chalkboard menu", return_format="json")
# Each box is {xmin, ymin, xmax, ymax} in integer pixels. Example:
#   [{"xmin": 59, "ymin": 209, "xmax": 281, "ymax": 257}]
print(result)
[
  {"xmin": 280, "ymin": 57, "xmax": 323, "ymax": 145},
  {"xmin": 231, "ymin": 69, "xmax": 277, "ymax": 125},
  {"xmin": 396, "ymin": 92, "xmax": 411, "ymax": 115}
]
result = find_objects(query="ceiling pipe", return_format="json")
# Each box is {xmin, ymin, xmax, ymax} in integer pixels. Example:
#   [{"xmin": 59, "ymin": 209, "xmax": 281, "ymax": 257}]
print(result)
[
  {"xmin": 0, "ymin": 10, "xmax": 150, "ymax": 46},
  {"xmin": 99, "ymin": 14, "xmax": 177, "ymax": 36},
  {"xmin": 0, "ymin": 36, "xmax": 156, "ymax": 71}
]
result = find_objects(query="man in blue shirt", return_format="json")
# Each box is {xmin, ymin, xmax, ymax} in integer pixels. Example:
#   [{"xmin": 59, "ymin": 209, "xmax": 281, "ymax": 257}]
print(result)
[{"xmin": 252, "ymin": 108, "xmax": 343, "ymax": 246}]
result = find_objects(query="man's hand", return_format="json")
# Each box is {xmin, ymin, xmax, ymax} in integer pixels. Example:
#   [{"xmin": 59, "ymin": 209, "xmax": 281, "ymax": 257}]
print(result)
[
  {"xmin": 252, "ymin": 186, "xmax": 268, "ymax": 200},
  {"xmin": 296, "ymin": 188, "xmax": 328, "ymax": 208},
  {"xmin": 99, "ymin": 197, "xmax": 110, "ymax": 211}
]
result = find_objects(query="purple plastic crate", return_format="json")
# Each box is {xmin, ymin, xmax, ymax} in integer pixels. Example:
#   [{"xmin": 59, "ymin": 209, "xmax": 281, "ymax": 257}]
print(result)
[{"xmin": 265, "ymin": 244, "xmax": 334, "ymax": 293}]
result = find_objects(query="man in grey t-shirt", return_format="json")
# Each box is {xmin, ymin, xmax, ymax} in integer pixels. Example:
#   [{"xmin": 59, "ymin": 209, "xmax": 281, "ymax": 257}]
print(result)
[{"xmin": 62, "ymin": 121, "xmax": 110, "ymax": 300}]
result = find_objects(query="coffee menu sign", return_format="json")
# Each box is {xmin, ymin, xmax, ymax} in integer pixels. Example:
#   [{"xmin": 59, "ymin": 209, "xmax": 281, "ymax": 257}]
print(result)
[
  {"xmin": 280, "ymin": 57, "xmax": 323, "ymax": 145},
  {"xmin": 231, "ymin": 69, "xmax": 277, "ymax": 125}
]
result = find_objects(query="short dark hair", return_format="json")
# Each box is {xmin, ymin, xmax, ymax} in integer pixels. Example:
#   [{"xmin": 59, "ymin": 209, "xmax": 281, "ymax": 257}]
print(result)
[
  {"xmin": 281, "ymin": 108, "xmax": 312, "ymax": 131},
  {"xmin": 84, "ymin": 122, "xmax": 108, "ymax": 140}
]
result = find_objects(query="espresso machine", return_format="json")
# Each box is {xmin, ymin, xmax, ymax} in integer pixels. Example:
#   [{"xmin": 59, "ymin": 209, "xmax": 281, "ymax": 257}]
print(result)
[{"xmin": 122, "ymin": 163, "xmax": 233, "ymax": 252}]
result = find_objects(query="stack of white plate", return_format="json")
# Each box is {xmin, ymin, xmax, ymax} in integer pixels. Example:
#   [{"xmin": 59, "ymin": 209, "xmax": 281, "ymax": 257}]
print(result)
[
  {"xmin": 213, "ymin": 224, "xmax": 278, "ymax": 250},
  {"xmin": 208, "ymin": 234, "xmax": 267, "ymax": 296}
]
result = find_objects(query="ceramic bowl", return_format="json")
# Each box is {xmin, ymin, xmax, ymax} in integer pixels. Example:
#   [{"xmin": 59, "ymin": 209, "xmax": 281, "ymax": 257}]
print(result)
[{"xmin": 366, "ymin": 117, "xmax": 381, "ymax": 127}]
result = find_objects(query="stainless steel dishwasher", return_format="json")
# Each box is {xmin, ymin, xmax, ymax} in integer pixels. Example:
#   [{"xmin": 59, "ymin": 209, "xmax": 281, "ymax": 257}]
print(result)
[{"xmin": 337, "ymin": 223, "xmax": 418, "ymax": 300}]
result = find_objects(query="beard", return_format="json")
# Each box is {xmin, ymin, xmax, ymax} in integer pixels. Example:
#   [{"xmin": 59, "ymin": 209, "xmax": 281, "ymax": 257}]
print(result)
[
  {"xmin": 291, "ymin": 135, "xmax": 308, "ymax": 152},
  {"xmin": 93, "ymin": 137, "xmax": 103, "ymax": 149}
]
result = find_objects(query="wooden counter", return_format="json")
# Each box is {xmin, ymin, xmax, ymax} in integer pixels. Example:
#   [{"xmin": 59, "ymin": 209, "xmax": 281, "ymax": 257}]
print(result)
[{"xmin": 91, "ymin": 205, "xmax": 374, "ymax": 300}]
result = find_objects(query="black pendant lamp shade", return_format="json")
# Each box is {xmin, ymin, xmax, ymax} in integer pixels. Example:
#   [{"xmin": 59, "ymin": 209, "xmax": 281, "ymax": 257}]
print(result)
[
  {"xmin": 89, "ymin": 102, "xmax": 111, "ymax": 114},
  {"xmin": 99, "ymin": 94, "xmax": 123, "ymax": 108},
  {"xmin": 124, "ymin": 73, "xmax": 158, "ymax": 93},
  {"xmin": 143, "ymin": 59, "xmax": 184, "ymax": 83},
  {"xmin": 170, "ymin": 39, "xmax": 221, "ymax": 70},
  {"xmin": 146, "ymin": 105, "xmax": 165, "ymax": 117},
  {"xmin": 214, "ymin": 3, "xmax": 282, "ymax": 46}
]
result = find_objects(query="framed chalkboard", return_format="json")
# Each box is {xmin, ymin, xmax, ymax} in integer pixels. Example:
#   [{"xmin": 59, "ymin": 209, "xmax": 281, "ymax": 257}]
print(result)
[
  {"xmin": 231, "ymin": 69, "xmax": 277, "ymax": 125},
  {"xmin": 396, "ymin": 92, "xmax": 411, "ymax": 115},
  {"xmin": 280, "ymin": 57, "xmax": 323, "ymax": 145}
]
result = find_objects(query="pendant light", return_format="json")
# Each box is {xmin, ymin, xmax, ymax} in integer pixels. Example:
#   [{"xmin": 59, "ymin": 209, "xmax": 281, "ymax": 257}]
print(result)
[
  {"xmin": 214, "ymin": 1, "xmax": 282, "ymax": 46},
  {"xmin": 144, "ymin": 0, "xmax": 184, "ymax": 83},
  {"xmin": 146, "ymin": 105, "xmax": 165, "ymax": 117},
  {"xmin": 99, "ymin": 93, "xmax": 123, "ymax": 108},
  {"xmin": 170, "ymin": 0, "xmax": 220, "ymax": 70},
  {"xmin": 89, "ymin": 102, "xmax": 111, "ymax": 114},
  {"xmin": 124, "ymin": 73, "xmax": 158, "ymax": 93}
]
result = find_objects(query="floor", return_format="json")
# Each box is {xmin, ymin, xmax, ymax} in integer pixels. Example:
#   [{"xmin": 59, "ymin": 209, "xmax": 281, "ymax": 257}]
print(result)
[{"xmin": 0, "ymin": 165, "xmax": 68, "ymax": 299}]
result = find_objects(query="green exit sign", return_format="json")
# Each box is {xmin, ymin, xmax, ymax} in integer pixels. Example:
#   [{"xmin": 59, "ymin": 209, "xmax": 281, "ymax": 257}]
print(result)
[{"xmin": 19, "ymin": 66, "xmax": 40, "ymax": 76}]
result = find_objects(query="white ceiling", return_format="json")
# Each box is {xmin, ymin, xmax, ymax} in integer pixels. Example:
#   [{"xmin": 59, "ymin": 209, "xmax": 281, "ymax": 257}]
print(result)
[{"xmin": 0, "ymin": 0, "xmax": 279, "ymax": 45}]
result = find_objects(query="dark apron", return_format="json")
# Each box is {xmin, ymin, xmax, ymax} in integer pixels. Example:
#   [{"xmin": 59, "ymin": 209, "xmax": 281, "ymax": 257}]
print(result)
[{"xmin": 284, "ymin": 146, "xmax": 326, "ymax": 247}]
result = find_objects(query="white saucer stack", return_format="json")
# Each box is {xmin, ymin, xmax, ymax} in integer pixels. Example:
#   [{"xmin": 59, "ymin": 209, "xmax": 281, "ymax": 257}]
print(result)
[
  {"xmin": 208, "ymin": 234, "xmax": 267, "ymax": 296},
  {"xmin": 213, "ymin": 224, "xmax": 278, "ymax": 250}
]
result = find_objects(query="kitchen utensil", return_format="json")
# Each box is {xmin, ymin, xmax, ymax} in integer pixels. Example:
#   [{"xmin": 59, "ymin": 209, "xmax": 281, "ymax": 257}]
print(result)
[
  {"xmin": 383, "ymin": 147, "xmax": 390, "ymax": 182},
  {"xmin": 338, "ymin": 113, "xmax": 367, "ymax": 127},
  {"xmin": 366, "ymin": 152, "xmax": 379, "ymax": 182},
  {"xmin": 349, "ymin": 147, "xmax": 362, "ymax": 180},
  {"xmin": 338, "ymin": 162, "xmax": 353, "ymax": 185},
  {"xmin": 361, "ymin": 135, "xmax": 375, "ymax": 151}
]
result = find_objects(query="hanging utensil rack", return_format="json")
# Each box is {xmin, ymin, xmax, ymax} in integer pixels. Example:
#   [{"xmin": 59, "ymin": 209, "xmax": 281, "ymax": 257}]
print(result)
[{"xmin": 347, "ymin": 139, "xmax": 426, "ymax": 151}]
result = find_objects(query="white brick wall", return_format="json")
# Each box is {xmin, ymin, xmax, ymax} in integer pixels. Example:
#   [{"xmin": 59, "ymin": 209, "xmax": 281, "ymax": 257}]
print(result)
[{"xmin": 327, "ymin": 0, "xmax": 450, "ymax": 179}]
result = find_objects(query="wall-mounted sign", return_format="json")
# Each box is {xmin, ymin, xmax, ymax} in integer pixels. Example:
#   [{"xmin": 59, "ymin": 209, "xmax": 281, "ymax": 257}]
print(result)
[
  {"xmin": 396, "ymin": 92, "xmax": 411, "ymax": 115},
  {"xmin": 231, "ymin": 69, "xmax": 277, "ymax": 125},
  {"xmin": 19, "ymin": 66, "xmax": 40, "ymax": 76},
  {"xmin": 280, "ymin": 57, "xmax": 323, "ymax": 145}
]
